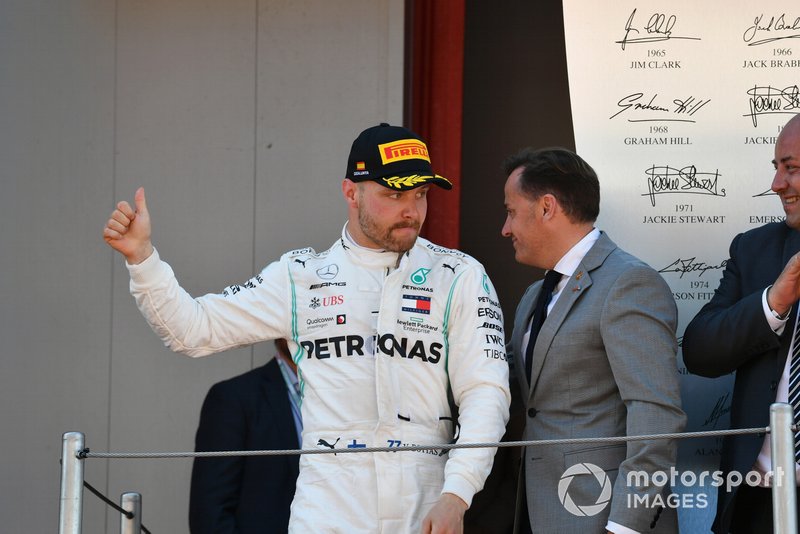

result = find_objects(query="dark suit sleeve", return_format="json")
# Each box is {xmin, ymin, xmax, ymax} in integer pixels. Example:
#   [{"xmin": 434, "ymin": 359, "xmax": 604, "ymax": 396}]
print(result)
[
  {"xmin": 683, "ymin": 233, "xmax": 781, "ymax": 377},
  {"xmin": 189, "ymin": 381, "xmax": 248, "ymax": 534}
]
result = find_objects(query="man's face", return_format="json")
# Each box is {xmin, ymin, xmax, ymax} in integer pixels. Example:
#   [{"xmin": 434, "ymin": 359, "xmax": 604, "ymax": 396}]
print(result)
[
  {"xmin": 502, "ymin": 167, "xmax": 547, "ymax": 267},
  {"xmin": 772, "ymin": 119, "xmax": 800, "ymax": 229},
  {"xmin": 354, "ymin": 181, "xmax": 428, "ymax": 252}
]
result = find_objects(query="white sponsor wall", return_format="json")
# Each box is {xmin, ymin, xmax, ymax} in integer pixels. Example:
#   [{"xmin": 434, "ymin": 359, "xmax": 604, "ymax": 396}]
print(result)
[{"xmin": 563, "ymin": 1, "xmax": 799, "ymax": 530}]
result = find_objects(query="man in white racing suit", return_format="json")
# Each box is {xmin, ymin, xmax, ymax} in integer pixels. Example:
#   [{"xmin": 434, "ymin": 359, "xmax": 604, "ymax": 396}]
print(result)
[{"xmin": 103, "ymin": 123, "xmax": 511, "ymax": 534}]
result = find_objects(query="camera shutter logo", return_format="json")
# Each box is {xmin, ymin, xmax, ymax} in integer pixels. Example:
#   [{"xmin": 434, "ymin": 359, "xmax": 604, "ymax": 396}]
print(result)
[{"xmin": 558, "ymin": 463, "xmax": 613, "ymax": 517}]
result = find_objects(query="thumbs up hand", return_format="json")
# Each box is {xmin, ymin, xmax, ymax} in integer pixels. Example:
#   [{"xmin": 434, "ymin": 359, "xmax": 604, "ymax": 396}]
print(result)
[{"xmin": 103, "ymin": 187, "xmax": 154, "ymax": 265}]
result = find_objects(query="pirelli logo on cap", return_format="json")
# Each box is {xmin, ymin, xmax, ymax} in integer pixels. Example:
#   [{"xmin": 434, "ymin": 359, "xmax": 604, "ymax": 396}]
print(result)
[{"xmin": 378, "ymin": 139, "xmax": 431, "ymax": 165}]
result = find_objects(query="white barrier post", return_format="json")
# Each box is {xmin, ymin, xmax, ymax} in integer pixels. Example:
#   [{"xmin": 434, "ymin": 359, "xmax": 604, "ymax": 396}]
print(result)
[
  {"xmin": 120, "ymin": 492, "xmax": 142, "ymax": 534},
  {"xmin": 59, "ymin": 432, "xmax": 85, "ymax": 534},
  {"xmin": 770, "ymin": 403, "xmax": 798, "ymax": 534}
]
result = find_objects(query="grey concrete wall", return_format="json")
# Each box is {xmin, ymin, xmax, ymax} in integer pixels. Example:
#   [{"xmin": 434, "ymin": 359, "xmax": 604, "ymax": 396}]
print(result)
[{"xmin": 0, "ymin": 1, "xmax": 403, "ymax": 531}]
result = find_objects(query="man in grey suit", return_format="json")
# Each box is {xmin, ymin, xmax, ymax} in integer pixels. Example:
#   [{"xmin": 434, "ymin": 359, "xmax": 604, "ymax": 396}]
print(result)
[{"xmin": 501, "ymin": 147, "xmax": 686, "ymax": 533}]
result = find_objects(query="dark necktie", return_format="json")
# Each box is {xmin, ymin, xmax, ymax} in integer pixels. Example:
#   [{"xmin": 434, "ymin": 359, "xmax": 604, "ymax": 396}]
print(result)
[
  {"xmin": 524, "ymin": 270, "xmax": 562, "ymax": 380},
  {"xmin": 788, "ymin": 312, "xmax": 800, "ymax": 460}
]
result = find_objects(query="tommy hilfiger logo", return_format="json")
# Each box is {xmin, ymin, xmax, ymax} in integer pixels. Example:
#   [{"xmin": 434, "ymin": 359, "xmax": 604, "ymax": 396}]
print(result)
[{"xmin": 402, "ymin": 294, "xmax": 431, "ymax": 315}]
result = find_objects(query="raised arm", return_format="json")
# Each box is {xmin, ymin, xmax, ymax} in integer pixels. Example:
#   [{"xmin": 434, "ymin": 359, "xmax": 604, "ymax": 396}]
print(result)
[
  {"xmin": 103, "ymin": 187, "xmax": 154, "ymax": 265},
  {"xmin": 683, "ymin": 233, "xmax": 787, "ymax": 377},
  {"xmin": 767, "ymin": 251, "xmax": 800, "ymax": 316}
]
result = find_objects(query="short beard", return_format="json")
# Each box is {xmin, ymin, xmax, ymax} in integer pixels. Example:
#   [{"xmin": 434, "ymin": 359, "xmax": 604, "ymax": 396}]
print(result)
[{"xmin": 358, "ymin": 208, "xmax": 420, "ymax": 253}]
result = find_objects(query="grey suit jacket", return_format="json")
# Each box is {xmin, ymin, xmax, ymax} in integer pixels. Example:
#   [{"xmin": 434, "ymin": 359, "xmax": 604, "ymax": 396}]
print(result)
[{"xmin": 510, "ymin": 232, "xmax": 686, "ymax": 533}]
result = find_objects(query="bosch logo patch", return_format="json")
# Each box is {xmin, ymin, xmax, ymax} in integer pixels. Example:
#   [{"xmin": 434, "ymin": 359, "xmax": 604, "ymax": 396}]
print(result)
[{"xmin": 479, "ymin": 322, "xmax": 504, "ymax": 333}]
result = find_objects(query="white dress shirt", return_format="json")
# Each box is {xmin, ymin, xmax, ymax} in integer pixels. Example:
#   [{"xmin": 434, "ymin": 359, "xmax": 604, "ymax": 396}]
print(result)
[{"xmin": 754, "ymin": 288, "xmax": 800, "ymax": 485}]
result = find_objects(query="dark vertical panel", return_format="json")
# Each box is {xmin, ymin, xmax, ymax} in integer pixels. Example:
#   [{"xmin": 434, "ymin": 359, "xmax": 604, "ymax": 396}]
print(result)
[
  {"xmin": 407, "ymin": 0, "xmax": 465, "ymax": 249},
  {"xmin": 462, "ymin": 0, "xmax": 574, "ymax": 322},
  {"xmin": 461, "ymin": 2, "xmax": 574, "ymax": 532}
]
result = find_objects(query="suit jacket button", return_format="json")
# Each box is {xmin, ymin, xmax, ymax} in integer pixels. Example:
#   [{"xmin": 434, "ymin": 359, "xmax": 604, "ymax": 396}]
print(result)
[
  {"xmin": 527, "ymin": 408, "xmax": 538, "ymax": 418},
  {"xmin": 770, "ymin": 381, "xmax": 778, "ymax": 391}
]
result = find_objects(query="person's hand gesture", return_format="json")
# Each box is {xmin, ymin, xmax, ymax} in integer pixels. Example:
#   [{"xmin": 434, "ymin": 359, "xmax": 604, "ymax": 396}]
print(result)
[{"xmin": 103, "ymin": 187, "xmax": 153, "ymax": 265}]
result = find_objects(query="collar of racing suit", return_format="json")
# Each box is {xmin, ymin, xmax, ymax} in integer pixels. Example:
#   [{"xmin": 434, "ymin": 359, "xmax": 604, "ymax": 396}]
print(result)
[{"xmin": 340, "ymin": 222, "xmax": 411, "ymax": 271}]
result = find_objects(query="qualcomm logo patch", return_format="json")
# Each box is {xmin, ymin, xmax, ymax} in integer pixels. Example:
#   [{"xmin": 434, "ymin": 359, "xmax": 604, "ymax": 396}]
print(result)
[{"xmin": 557, "ymin": 463, "xmax": 612, "ymax": 517}]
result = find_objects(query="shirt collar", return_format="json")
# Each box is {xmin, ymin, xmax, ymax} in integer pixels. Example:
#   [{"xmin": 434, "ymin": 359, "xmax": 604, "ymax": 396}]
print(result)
[{"xmin": 553, "ymin": 227, "xmax": 600, "ymax": 278}]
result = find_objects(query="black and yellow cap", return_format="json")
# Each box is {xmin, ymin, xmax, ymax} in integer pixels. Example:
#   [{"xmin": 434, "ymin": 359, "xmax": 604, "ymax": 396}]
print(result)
[{"xmin": 345, "ymin": 123, "xmax": 452, "ymax": 191}]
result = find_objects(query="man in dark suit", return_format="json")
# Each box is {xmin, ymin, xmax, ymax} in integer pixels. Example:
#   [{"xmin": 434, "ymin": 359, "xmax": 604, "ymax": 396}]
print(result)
[
  {"xmin": 189, "ymin": 339, "xmax": 300, "ymax": 534},
  {"xmin": 683, "ymin": 113, "xmax": 800, "ymax": 533},
  {"xmin": 501, "ymin": 147, "xmax": 685, "ymax": 533}
]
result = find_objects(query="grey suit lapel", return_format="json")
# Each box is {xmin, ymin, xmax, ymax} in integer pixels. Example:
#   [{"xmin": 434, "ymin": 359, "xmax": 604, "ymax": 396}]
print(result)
[{"xmin": 527, "ymin": 233, "xmax": 617, "ymax": 398}]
